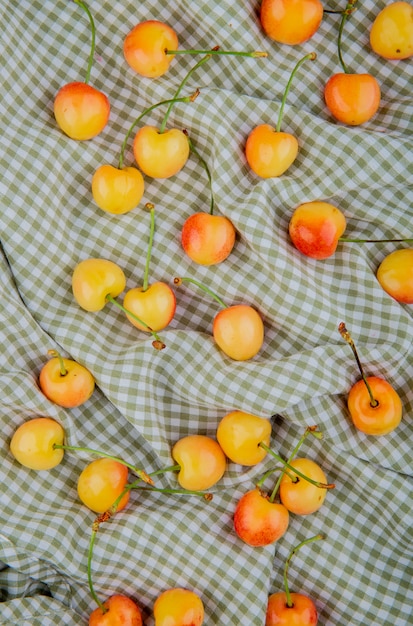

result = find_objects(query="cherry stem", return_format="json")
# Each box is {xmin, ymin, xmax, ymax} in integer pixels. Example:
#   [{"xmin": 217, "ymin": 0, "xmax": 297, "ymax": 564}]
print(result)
[
  {"xmin": 173, "ymin": 276, "xmax": 227, "ymax": 309},
  {"xmin": 159, "ymin": 54, "xmax": 211, "ymax": 134},
  {"xmin": 142, "ymin": 203, "xmax": 155, "ymax": 292},
  {"xmin": 337, "ymin": 0, "xmax": 358, "ymax": 74},
  {"xmin": 73, "ymin": 0, "xmax": 96, "ymax": 85},
  {"xmin": 47, "ymin": 349, "xmax": 67, "ymax": 377},
  {"xmin": 284, "ymin": 534, "xmax": 324, "ymax": 608},
  {"xmin": 165, "ymin": 48, "xmax": 268, "ymax": 58},
  {"xmin": 118, "ymin": 94, "xmax": 198, "ymax": 169},
  {"xmin": 276, "ymin": 52, "xmax": 316, "ymax": 133},
  {"xmin": 339, "ymin": 237, "xmax": 413, "ymax": 243},
  {"xmin": 52, "ymin": 443, "xmax": 154, "ymax": 484},
  {"xmin": 259, "ymin": 442, "xmax": 335, "ymax": 496},
  {"xmin": 338, "ymin": 322, "xmax": 379, "ymax": 408},
  {"xmin": 105, "ymin": 294, "xmax": 166, "ymax": 350},
  {"xmin": 267, "ymin": 426, "xmax": 322, "ymax": 502},
  {"xmin": 185, "ymin": 133, "xmax": 215, "ymax": 215}
]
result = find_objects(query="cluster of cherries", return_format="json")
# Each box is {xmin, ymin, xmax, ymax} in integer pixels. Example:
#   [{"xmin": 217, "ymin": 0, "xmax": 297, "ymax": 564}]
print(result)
[{"xmin": 9, "ymin": 0, "xmax": 412, "ymax": 625}]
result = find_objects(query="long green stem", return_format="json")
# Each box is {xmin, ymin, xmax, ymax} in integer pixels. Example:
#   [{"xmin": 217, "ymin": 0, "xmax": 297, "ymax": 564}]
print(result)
[
  {"xmin": 339, "ymin": 237, "xmax": 413, "ymax": 243},
  {"xmin": 267, "ymin": 426, "xmax": 322, "ymax": 503},
  {"xmin": 186, "ymin": 134, "xmax": 215, "ymax": 215},
  {"xmin": 118, "ymin": 95, "xmax": 197, "ymax": 169},
  {"xmin": 73, "ymin": 1, "xmax": 96, "ymax": 84},
  {"xmin": 338, "ymin": 322, "xmax": 378, "ymax": 407},
  {"xmin": 105, "ymin": 294, "xmax": 165, "ymax": 350},
  {"xmin": 284, "ymin": 534, "xmax": 324, "ymax": 608},
  {"xmin": 159, "ymin": 54, "xmax": 211, "ymax": 134},
  {"xmin": 173, "ymin": 276, "xmax": 228, "ymax": 309},
  {"xmin": 142, "ymin": 204, "xmax": 155, "ymax": 292},
  {"xmin": 47, "ymin": 349, "xmax": 67, "ymax": 376},
  {"xmin": 276, "ymin": 52, "xmax": 316, "ymax": 133},
  {"xmin": 165, "ymin": 48, "xmax": 267, "ymax": 58},
  {"xmin": 259, "ymin": 442, "xmax": 335, "ymax": 491},
  {"xmin": 337, "ymin": 0, "xmax": 358, "ymax": 74}
]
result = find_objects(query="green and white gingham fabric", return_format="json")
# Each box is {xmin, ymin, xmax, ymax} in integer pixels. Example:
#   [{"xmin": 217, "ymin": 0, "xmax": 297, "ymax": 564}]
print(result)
[{"xmin": 1, "ymin": 0, "xmax": 412, "ymax": 624}]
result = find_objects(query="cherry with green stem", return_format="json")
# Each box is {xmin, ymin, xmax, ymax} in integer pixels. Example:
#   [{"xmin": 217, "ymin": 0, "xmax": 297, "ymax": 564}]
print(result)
[
  {"xmin": 338, "ymin": 322, "xmax": 377, "ymax": 407},
  {"xmin": 284, "ymin": 534, "xmax": 324, "ymax": 608}
]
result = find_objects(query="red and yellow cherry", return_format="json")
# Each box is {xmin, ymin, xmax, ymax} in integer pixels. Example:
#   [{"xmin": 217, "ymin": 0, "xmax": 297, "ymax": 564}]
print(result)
[
  {"xmin": 180, "ymin": 135, "xmax": 236, "ymax": 265},
  {"xmin": 154, "ymin": 588, "xmax": 204, "ymax": 626},
  {"xmin": 172, "ymin": 434, "xmax": 226, "ymax": 491},
  {"xmin": 325, "ymin": 1, "xmax": 380, "ymax": 126},
  {"xmin": 124, "ymin": 20, "xmax": 179, "ymax": 78},
  {"xmin": 10, "ymin": 417, "xmax": 65, "ymax": 470},
  {"xmin": 123, "ymin": 204, "xmax": 176, "ymax": 333},
  {"xmin": 279, "ymin": 458, "xmax": 328, "ymax": 515},
  {"xmin": 54, "ymin": 1, "xmax": 110, "ymax": 140},
  {"xmin": 245, "ymin": 52, "xmax": 316, "ymax": 178},
  {"xmin": 260, "ymin": 0, "xmax": 323, "ymax": 45},
  {"xmin": 217, "ymin": 411, "xmax": 272, "ymax": 466},
  {"xmin": 339, "ymin": 322, "xmax": 402, "ymax": 435},
  {"xmin": 124, "ymin": 20, "xmax": 267, "ymax": 78},
  {"xmin": 376, "ymin": 248, "xmax": 413, "ymax": 304},
  {"xmin": 289, "ymin": 201, "xmax": 347, "ymax": 259},
  {"xmin": 89, "ymin": 595, "xmax": 143, "ymax": 626},
  {"xmin": 370, "ymin": 2, "xmax": 413, "ymax": 60},
  {"xmin": 77, "ymin": 458, "xmax": 130, "ymax": 513},
  {"xmin": 39, "ymin": 349, "xmax": 95, "ymax": 408},
  {"xmin": 233, "ymin": 488, "xmax": 289, "ymax": 547},
  {"xmin": 266, "ymin": 534, "xmax": 323, "ymax": 626},
  {"xmin": 174, "ymin": 277, "xmax": 264, "ymax": 360},
  {"xmin": 91, "ymin": 165, "xmax": 144, "ymax": 215},
  {"xmin": 72, "ymin": 258, "xmax": 126, "ymax": 312}
]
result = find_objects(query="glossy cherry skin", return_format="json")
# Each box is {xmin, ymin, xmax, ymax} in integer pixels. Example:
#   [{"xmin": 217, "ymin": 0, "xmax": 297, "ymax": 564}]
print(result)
[
  {"xmin": 213, "ymin": 305, "xmax": 264, "ymax": 361},
  {"xmin": 10, "ymin": 417, "xmax": 65, "ymax": 470},
  {"xmin": 260, "ymin": 0, "xmax": 323, "ymax": 45},
  {"xmin": 289, "ymin": 201, "xmax": 347, "ymax": 259},
  {"xmin": 123, "ymin": 283, "xmax": 176, "ymax": 332},
  {"xmin": 347, "ymin": 376, "xmax": 402, "ymax": 436},
  {"xmin": 376, "ymin": 248, "xmax": 413, "ymax": 304},
  {"xmin": 77, "ymin": 458, "xmax": 130, "ymax": 513},
  {"xmin": 39, "ymin": 356, "xmax": 95, "ymax": 408},
  {"xmin": 72, "ymin": 259, "xmax": 126, "ymax": 312},
  {"xmin": 217, "ymin": 411, "xmax": 272, "ymax": 466},
  {"xmin": 133, "ymin": 126, "xmax": 190, "ymax": 179},
  {"xmin": 370, "ymin": 2, "xmax": 413, "ymax": 60},
  {"xmin": 266, "ymin": 591, "xmax": 318, "ymax": 625},
  {"xmin": 54, "ymin": 82, "xmax": 110, "ymax": 140},
  {"xmin": 233, "ymin": 489, "xmax": 289, "ymax": 547},
  {"xmin": 89, "ymin": 595, "xmax": 143, "ymax": 626},
  {"xmin": 123, "ymin": 20, "xmax": 178, "ymax": 78},
  {"xmin": 154, "ymin": 588, "xmax": 204, "ymax": 626},
  {"xmin": 324, "ymin": 74, "xmax": 381, "ymax": 126},
  {"xmin": 279, "ymin": 458, "xmax": 327, "ymax": 515},
  {"xmin": 245, "ymin": 125, "xmax": 298, "ymax": 178},
  {"xmin": 172, "ymin": 435, "xmax": 226, "ymax": 491},
  {"xmin": 92, "ymin": 165, "xmax": 145, "ymax": 215},
  {"xmin": 181, "ymin": 213, "xmax": 236, "ymax": 265}
]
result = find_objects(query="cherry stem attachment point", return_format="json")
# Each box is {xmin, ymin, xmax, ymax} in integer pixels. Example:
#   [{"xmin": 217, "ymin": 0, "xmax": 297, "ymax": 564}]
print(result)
[
  {"xmin": 185, "ymin": 132, "xmax": 215, "ymax": 215},
  {"xmin": 338, "ymin": 322, "xmax": 378, "ymax": 408},
  {"xmin": 259, "ymin": 441, "xmax": 335, "ymax": 497},
  {"xmin": 118, "ymin": 94, "xmax": 198, "ymax": 169},
  {"xmin": 73, "ymin": 0, "xmax": 96, "ymax": 84},
  {"xmin": 267, "ymin": 426, "xmax": 323, "ymax": 502},
  {"xmin": 173, "ymin": 276, "xmax": 228, "ymax": 309},
  {"xmin": 159, "ymin": 53, "xmax": 211, "ymax": 134},
  {"xmin": 47, "ymin": 349, "xmax": 67, "ymax": 377},
  {"xmin": 105, "ymin": 294, "xmax": 166, "ymax": 350},
  {"xmin": 284, "ymin": 534, "xmax": 324, "ymax": 608},
  {"xmin": 337, "ymin": 0, "xmax": 358, "ymax": 74},
  {"xmin": 165, "ymin": 48, "xmax": 267, "ymax": 58},
  {"xmin": 143, "ymin": 203, "xmax": 155, "ymax": 292},
  {"xmin": 276, "ymin": 52, "xmax": 316, "ymax": 133}
]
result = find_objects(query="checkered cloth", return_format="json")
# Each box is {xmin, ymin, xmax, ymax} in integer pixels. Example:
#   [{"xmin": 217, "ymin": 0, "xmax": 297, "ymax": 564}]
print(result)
[{"xmin": 1, "ymin": 0, "xmax": 412, "ymax": 624}]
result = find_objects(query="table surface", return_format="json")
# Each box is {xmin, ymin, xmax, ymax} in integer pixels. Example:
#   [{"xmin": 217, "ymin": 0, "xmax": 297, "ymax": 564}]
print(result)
[{"xmin": 1, "ymin": 1, "xmax": 412, "ymax": 624}]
